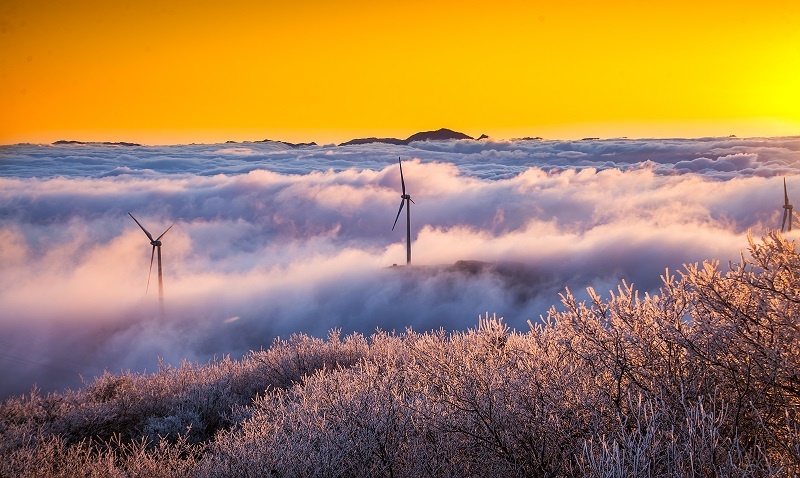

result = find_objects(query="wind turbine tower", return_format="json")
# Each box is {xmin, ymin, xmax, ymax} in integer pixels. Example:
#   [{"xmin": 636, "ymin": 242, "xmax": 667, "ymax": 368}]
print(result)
[
  {"xmin": 782, "ymin": 178, "xmax": 793, "ymax": 232},
  {"xmin": 129, "ymin": 212, "xmax": 175, "ymax": 308},
  {"xmin": 392, "ymin": 157, "xmax": 414, "ymax": 265}
]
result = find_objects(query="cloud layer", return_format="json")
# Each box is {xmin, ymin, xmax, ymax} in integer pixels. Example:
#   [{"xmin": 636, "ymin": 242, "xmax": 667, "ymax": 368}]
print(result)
[{"xmin": 1, "ymin": 136, "xmax": 799, "ymax": 398}]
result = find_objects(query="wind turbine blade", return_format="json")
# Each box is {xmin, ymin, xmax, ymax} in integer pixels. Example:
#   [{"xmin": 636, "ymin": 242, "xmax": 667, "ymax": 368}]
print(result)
[
  {"xmin": 409, "ymin": 197, "xmax": 415, "ymax": 204},
  {"xmin": 785, "ymin": 178, "xmax": 790, "ymax": 205},
  {"xmin": 128, "ymin": 212, "xmax": 154, "ymax": 241},
  {"xmin": 146, "ymin": 245, "xmax": 155, "ymax": 294},
  {"xmin": 392, "ymin": 200, "xmax": 405, "ymax": 231},
  {"xmin": 398, "ymin": 157, "xmax": 406, "ymax": 195},
  {"xmin": 156, "ymin": 221, "xmax": 176, "ymax": 241}
]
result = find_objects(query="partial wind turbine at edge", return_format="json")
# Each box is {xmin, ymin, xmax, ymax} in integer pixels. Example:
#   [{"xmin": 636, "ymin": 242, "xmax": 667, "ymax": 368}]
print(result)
[{"xmin": 782, "ymin": 177, "xmax": 794, "ymax": 233}]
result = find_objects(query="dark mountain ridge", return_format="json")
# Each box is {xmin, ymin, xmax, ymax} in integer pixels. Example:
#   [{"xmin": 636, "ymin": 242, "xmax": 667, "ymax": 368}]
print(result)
[
  {"xmin": 49, "ymin": 128, "xmax": 485, "ymax": 148},
  {"xmin": 53, "ymin": 140, "xmax": 142, "ymax": 147},
  {"xmin": 339, "ymin": 128, "xmax": 476, "ymax": 146}
]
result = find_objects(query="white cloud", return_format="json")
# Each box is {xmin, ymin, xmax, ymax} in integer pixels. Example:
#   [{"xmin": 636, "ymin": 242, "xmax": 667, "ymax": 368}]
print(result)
[{"xmin": 1, "ymin": 136, "xmax": 799, "ymax": 397}]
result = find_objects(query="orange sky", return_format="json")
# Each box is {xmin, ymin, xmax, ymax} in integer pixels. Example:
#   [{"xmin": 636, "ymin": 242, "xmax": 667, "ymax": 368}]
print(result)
[{"xmin": 1, "ymin": 0, "xmax": 798, "ymax": 145}]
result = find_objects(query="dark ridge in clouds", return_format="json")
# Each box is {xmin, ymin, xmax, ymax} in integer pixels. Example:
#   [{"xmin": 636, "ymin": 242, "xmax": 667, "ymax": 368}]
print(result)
[
  {"xmin": 53, "ymin": 140, "xmax": 143, "ymax": 147},
  {"xmin": 248, "ymin": 139, "xmax": 318, "ymax": 148},
  {"xmin": 339, "ymin": 127, "xmax": 473, "ymax": 146},
  {"xmin": 1, "ymin": 137, "xmax": 799, "ymax": 398}
]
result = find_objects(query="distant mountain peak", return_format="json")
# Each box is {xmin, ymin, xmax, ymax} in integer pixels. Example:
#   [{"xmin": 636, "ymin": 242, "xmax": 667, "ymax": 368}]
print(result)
[
  {"xmin": 338, "ymin": 137, "xmax": 408, "ymax": 146},
  {"xmin": 405, "ymin": 128, "xmax": 473, "ymax": 143},
  {"xmin": 339, "ymin": 128, "xmax": 473, "ymax": 146}
]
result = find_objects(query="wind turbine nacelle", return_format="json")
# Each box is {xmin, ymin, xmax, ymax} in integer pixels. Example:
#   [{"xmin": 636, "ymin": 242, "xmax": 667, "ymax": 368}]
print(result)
[
  {"xmin": 150, "ymin": 240, "xmax": 162, "ymax": 246},
  {"xmin": 402, "ymin": 194, "xmax": 411, "ymax": 200},
  {"xmin": 785, "ymin": 204, "xmax": 793, "ymax": 209}
]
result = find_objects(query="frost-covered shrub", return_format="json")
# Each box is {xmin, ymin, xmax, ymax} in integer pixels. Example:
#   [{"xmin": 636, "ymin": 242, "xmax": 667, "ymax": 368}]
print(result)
[
  {"xmin": 142, "ymin": 408, "xmax": 203, "ymax": 445},
  {"xmin": 0, "ymin": 329, "xmax": 370, "ymax": 475},
  {"xmin": 246, "ymin": 328, "xmax": 369, "ymax": 390},
  {"xmin": 1, "ymin": 434, "xmax": 202, "ymax": 478}
]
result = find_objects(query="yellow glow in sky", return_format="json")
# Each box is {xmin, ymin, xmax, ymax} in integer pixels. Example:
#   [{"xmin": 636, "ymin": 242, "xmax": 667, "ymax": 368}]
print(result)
[{"xmin": 1, "ymin": 0, "xmax": 798, "ymax": 145}]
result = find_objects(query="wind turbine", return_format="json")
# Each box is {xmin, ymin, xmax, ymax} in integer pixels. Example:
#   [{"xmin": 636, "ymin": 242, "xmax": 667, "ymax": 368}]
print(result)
[
  {"xmin": 782, "ymin": 178, "xmax": 793, "ymax": 232},
  {"xmin": 128, "ymin": 212, "xmax": 175, "ymax": 307},
  {"xmin": 392, "ymin": 157, "xmax": 414, "ymax": 265}
]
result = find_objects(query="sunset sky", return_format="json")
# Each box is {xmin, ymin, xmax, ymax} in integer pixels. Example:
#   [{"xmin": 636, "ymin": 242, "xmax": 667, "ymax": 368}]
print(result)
[{"xmin": 1, "ymin": 0, "xmax": 798, "ymax": 145}]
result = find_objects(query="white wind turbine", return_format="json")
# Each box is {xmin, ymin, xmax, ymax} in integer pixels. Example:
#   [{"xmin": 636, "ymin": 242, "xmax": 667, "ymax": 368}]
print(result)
[
  {"xmin": 392, "ymin": 157, "xmax": 414, "ymax": 265},
  {"xmin": 129, "ymin": 212, "xmax": 175, "ymax": 308},
  {"xmin": 782, "ymin": 178, "xmax": 794, "ymax": 232}
]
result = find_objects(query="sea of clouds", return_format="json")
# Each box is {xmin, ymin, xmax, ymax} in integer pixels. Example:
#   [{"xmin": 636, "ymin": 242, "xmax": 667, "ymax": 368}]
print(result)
[{"xmin": 1, "ymin": 136, "xmax": 799, "ymax": 398}]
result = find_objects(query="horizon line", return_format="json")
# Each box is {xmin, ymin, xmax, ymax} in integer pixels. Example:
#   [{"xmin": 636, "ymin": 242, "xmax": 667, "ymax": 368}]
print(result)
[{"xmin": 4, "ymin": 131, "xmax": 800, "ymax": 148}]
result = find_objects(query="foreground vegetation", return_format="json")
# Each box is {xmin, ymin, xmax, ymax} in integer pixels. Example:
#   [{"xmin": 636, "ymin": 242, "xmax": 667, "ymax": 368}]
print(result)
[{"xmin": 2, "ymin": 232, "xmax": 800, "ymax": 477}]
